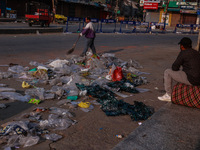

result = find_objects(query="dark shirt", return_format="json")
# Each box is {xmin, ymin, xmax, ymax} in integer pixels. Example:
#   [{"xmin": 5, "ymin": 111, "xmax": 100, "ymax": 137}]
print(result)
[{"xmin": 172, "ymin": 48, "xmax": 200, "ymax": 85}]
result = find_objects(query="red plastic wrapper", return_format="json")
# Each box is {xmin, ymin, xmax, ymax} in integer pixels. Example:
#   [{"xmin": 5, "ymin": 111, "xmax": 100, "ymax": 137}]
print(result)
[{"xmin": 112, "ymin": 67, "xmax": 123, "ymax": 81}]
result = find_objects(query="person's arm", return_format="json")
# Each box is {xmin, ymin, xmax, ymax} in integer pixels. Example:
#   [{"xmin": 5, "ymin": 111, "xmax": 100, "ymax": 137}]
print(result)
[
  {"xmin": 80, "ymin": 23, "xmax": 90, "ymax": 36},
  {"xmin": 172, "ymin": 52, "xmax": 183, "ymax": 71}
]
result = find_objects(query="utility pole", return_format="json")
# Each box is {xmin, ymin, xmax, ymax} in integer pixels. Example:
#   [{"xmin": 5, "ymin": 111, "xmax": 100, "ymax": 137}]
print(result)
[
  {"xmin": 52, "ymin": 0, "xmax": 56, "ymax": 23},
  {"xmin": 115, "ymin": 0, "xmax": 119, "ymax": 21},
  {"xmin": 197, "ymin": 0, "xmax": 200, "ymax": 51},
  {"xmin": 163, "ymin": 0, "xmax": 169, "ymax": 31}
]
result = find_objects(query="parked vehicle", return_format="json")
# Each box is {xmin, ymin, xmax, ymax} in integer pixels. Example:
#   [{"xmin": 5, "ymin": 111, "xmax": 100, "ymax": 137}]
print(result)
[
  {"xmin": 55, "ymin": 14, "xmax": 67, "ymax": 24},
  {"xmin": 25, "ymin": 2, "xmax": 51, "ymax": 27}
]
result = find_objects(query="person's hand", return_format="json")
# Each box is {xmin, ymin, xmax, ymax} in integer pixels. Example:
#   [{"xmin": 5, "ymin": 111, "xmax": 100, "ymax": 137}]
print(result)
[{"xmin": 80, "ymin": 33, "xmax": 83, "ymax": 36}]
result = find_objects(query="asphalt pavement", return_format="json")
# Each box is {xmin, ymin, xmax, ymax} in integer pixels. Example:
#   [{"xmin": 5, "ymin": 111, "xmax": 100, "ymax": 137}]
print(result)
[{"xmin": 0, "ymin": 27, "xmax": 200, "ymax": 149}]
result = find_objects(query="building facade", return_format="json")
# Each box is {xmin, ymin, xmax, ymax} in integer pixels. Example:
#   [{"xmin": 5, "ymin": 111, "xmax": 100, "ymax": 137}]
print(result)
[
  {"xmin": 5, "ymin": 0, "xmax": 112, "ymax": 19},
  {"xmin": 0, "ymin": 0, "xmax": 6, "ymax": 17},
  {"xmin": 140, "ymin": 0, "xmax": 199, "ymax": 27}
]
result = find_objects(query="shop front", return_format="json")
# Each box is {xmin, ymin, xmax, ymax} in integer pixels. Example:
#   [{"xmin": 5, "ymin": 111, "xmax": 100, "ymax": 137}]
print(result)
[{"xmin": 0, "ymin": 0, "xmax": 6, "ymax": 17}]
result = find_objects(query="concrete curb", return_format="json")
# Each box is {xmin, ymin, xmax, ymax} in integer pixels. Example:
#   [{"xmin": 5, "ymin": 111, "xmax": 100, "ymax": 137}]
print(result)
[
  {"xmin": 112, "ymin": 103, "xmax": 200, "ymax": 150},
  {"xmin": 0, "ymin": 27, "xmax": 63, "ymax": 34}
]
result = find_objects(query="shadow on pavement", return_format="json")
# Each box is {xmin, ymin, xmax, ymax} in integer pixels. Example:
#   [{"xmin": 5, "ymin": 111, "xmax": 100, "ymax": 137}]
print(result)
[
  {"xmin": 0, "ymin": 101, "xmax": 33, "ymax": 121},
  {"xmin": 103, "ymin": 49, "xmax": 124, "ymax": 53}
]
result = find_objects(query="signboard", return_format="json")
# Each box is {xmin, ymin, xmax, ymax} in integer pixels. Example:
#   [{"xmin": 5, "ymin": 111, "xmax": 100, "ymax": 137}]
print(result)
[
  {"xmin": 180, "ymin": 5, "xmax": 194, "ymax": 10},
  {"xmin": 176, "ymin": 24, "xmax": 192, "ymax": 28},
  {"xmin": 144, "ymin": 0, "xmax": 160, "ymax": 3},
  {"xmin": 101, "ymin": 19, "xmax": 116, "ymax": 23},
  {"xmin": 140, "ymin": 0, "xmax": 160, "ymax": 6},
  {"xmin": 144, "ymin": 3, "xmax": 158, "ymax": 9},
  {"xmin": 197, "ymin": 9, "xmax": 200, "ymax": 15},
  {"xmin": 67, "ymin": 17, "xmax": 81, "ymax": 21},
  {"xmin": 140, "ymin": 0, "xmax": 144, "ymax": 6},
  {"xmin": 179, "ymin": 2, "xmax": 197, "ymax": 6},
  {"xmin": 180, "ymin": 10, "xmax": 197, "ymax": 14},
  {"xmin": 91, "ymin": 18, "xmax": 99, "ymax": 23}
]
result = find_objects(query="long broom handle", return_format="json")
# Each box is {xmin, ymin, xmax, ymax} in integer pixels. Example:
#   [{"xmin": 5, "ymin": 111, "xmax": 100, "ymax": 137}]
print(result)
[{"xmin": 73, "ymin": 35, "xmax": 81, "ymax": 47}]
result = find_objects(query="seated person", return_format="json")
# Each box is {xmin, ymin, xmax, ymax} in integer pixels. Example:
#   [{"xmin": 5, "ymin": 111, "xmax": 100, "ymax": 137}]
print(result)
[{"xmin": 158, "ymin": 37, "xmax": 200, "ymax": 101}]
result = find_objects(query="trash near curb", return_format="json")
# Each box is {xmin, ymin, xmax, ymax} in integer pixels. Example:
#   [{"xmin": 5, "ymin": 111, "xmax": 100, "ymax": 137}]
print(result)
[{"xmin": 0, "ymin": 52, "xmax": 154, "ymax": 149}]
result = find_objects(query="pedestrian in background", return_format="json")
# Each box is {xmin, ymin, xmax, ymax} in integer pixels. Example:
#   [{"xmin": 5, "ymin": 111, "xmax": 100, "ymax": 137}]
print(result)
[
  {"xmin": 80, "ymin": 16, "xmax": 96, "ymax": 57},
  {"xmin": 158, "ymin": 37, "xmax": 200, "ymax": 102}
]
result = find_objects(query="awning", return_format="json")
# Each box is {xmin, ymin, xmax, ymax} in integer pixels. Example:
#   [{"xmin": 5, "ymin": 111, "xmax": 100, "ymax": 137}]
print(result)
[
  {"xmin": 168, "ymin": 1, "xmax": 179, "ymax": 8},
  {"xmin": 167, "ymin": 8, "xmax": 180, "ymax": 12}
]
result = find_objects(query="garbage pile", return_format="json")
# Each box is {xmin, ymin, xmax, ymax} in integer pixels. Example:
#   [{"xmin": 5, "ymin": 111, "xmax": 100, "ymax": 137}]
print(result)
[
  {"xmin": 0, "ymin": 52, "xmax": 154, "ymax": 148},
  {"xmin": 0, "ymin": 106, "xmax": 76, "ymax": 149}
]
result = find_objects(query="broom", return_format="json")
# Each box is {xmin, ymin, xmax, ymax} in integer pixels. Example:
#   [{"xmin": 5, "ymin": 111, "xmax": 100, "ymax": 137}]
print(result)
[{"xmin": 66, "ymin": 35, "xmax": 80, "ymax": 55}]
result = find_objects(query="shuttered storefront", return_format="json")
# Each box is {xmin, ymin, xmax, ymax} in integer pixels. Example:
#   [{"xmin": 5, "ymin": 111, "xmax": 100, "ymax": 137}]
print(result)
[
  {"xmin": 181, "ymin": 14, "xmax": 197, "ymax": 24},
  {"xmin": 146, "ymin": 12, "xmax": 160, "ymax": 22},
  {"xmin": 171, "ymin": 13, "xmax": 180, "ymax": 27}
]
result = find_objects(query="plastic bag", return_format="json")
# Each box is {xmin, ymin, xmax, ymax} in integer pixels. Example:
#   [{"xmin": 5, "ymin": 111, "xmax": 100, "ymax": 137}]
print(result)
[
  {"xmin": 49, "ymin": 59, "xmax": 69, "ymax": 68},
  {"xmin": 112, "ymin": 67, "xmax": 123, "ymax": 81},
  {"xmin": 0, "ymin": 125, "xmax": 14, "ymax": 136},
  {"xmin": 49, "ymin": 107, "xmax": 73, "ymax": 117},
  {"xmin": 25, "ymin": 88, "xmax": 45, "ymax": 100},
  {"xmin": 8, "ymin": 65, "xmax": 24, "ymax": 74},
  {"xmin": 29, "ymin": 61, "xmax": 43, "ymax": 66},
  {"xmin": 54, "ymin": 65, "xmax": 72, "ymax": 76},
  {"xmin": 32, "ymin": 69, "xmax": 48, "ymax": 80},
  {"xmin": 44, "ymin": 133, "xmax": 62, "ymax": 141},
  {"xmin": 47, "ymin": 114, "xmax": 75, "ymax": 130},
  {"xmin": 0, "ymin": 92, "xmax": 30, "ymax": 102},
  {"xmin": 6, "ymin": 135, "xmax": 20, "ymax": 147},
  {"xmin": 102, "ymin": 53, "xmax": 115, "ymax": 57},
  {"xmin": 19, "ymin": 135, "xmax": 40, "ymax": 147},
  {"xmin": 50, "ymin": 86, "xmax": 64, "ymax": 97},
  {"xmin": 0, "ymin": 72, "xmax": 12, "ymax": 79},
  {"xmin": 0, "ymin": 88, "xmax": 16, "ymax": 92},
  {"xmin": 78, "ymin": 102, "xmax": 90, "ymax": 108},
  {"xmin": 44, "ymin": 93, "xmax": 55, "ymax": 100},
  {"xmin": 80, "ymin": 104, "xmax": 94, "ymax": 112}
]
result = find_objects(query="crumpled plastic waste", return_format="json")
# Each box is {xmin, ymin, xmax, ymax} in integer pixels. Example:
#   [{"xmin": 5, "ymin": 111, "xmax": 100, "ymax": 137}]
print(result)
[
  {"xmin": 28, "ymin": 98, "xmax": 41, "ymax": 105},
  {"xmin": 128, "ymin": 59, "xmax": 143, "ymax": 69},
  {"xmin": 0, "ymin": 72, "xmax": 12, "ymax": 79},
  {"xmin": 19, "ymin": 135, "xmax": 40, "ymax": 147},
  {"xmin": 49, "ymin": 59, "xmax": 69, "ymax": 68},
  {"xmin": 46, "ymin": 114, "xmax": 76, "ymax": 130},
  {"xmin": 0, "ymin": 92, "xmax": 30, "ymax": 102},
  {"xmin": 44, "ymin": 133, "xmax": 62, "ymax": 142},
  {"xmin": 67, "ymin": 96, "xmax": 78, "ymax": 101},
  {"xmin": 49, "ymin": 107, "xmax": 73, "ymax": 117},
  {"xmin": 0, "ymin": 87, "xmax": 16, "ymax": 92},
  {"xmin": 25, "ymin": 88, "xmax": 45, "ymax": 100},
  {"xmin": 50, "ymin": 86, "xmax": 64, "ymax": 97},
  {"xmin": 32, "ymin": 69, "xmax": 48, "ymax": 80},
  {"xmin": 78, "ymin": 102, "xmax": 90, "ymax": 108},
  {"xmin": 76, "ymin": 83, "xmax": 154, "ymax": 121},
  {"xmin": 80, "ymin": 104, "xmax": 94, "ymax": 112},
  {"xmin": 22, "ymin": 81, "xmax": 32, "ymax": 88},
  {"xmin": 107, "ymin": 79, "xmax": 139, "ymax": 93},
  {"xmin": 37, "ymin": 66, "xmax": 48, "ymax": 71},
  {"xmin": 8, "ymin": 65, "xmax": 25, "ymax": 74},
  {"xmin": 29, "ymin": 61, "xmax": 44, "ymax": 67},
  {"xmin": 112, "ymin": 67, "xmax": 123, "ymax": 81}
]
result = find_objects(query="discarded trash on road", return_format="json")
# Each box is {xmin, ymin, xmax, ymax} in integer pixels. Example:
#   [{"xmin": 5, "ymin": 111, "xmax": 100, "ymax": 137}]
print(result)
[{"xmin": 0, "ymin": 52, "xmax": 154, "ymax": 148}]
